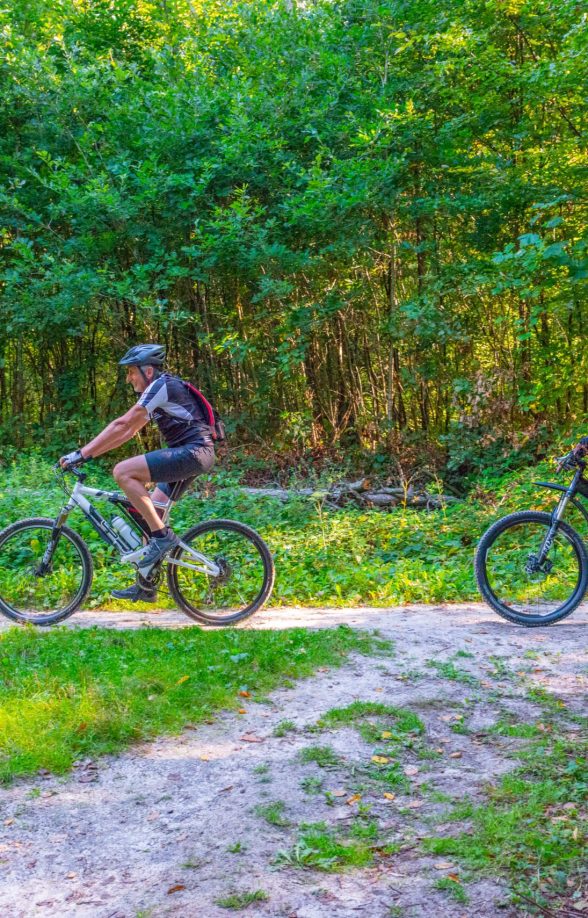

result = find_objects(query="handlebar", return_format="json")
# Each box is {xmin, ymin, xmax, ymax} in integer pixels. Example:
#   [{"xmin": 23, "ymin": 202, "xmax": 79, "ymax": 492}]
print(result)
[
  {"xmin": 53, "ymin": 462, "xmax": 86, "ymax": 480},
  {"xmin": 555, "ymin": 452, "xmax": 586, "ymax": 474}
]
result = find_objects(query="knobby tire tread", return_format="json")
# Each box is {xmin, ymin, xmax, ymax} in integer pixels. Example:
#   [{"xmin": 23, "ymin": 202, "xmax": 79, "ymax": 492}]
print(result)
[{"xmin": 475, "ymin": 510, "xmax": 588, "ymax": 627}]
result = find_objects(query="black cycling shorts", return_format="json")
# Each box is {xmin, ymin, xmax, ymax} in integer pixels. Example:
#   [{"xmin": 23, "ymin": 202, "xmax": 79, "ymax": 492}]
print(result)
[{"xmin": 145, "ymin": 444, "xmax": 215, "ymax": 501}]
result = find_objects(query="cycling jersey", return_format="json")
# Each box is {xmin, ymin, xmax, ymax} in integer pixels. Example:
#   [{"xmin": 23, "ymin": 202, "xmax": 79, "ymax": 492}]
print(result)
[{"xmin": 137, "ymin": 373, "xmax": 212, "ymax": 448}]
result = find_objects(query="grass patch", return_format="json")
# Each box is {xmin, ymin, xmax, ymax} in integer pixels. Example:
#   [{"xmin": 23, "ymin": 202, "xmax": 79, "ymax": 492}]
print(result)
[
  {"xmin": 274, "ymin": 822, "xmax": 372, "ymax": 871},
  {"xmin": 318, "ymin": 700, "xmax": 424, "ymax": 736},
  {"xmin": 426, "ymin": 659, "xmax": 479, "ymax": 686},
  {"xmin": 488, "ymin": 720, "xmax": 541, "ymax": 739},
  {"xmin": 273, "ymin": 719, "xmax": 296, "ymax": 737},
  {"xmin": 216, "ymin": 889, "xmax": 268, "ymax": 909},
  {"xmin": 423, "ymin": 725, "xmax": 588, "ymax": 911},
  {"xmin": 254, "ymin": 800, "xmax": 290, "ymax": 827},
  {"xmin": 0, "ymin": 624, "xmax": 381, "ymax": 782},
  {"xmin": 434, "ymin": 877, "xmax": 469, "ymax": 904},
  {"xmin": 301, "ymin": 775, "xmax": 323, "ymax": 795},
  {"xmin": 299, "ymin": 744, "xmax": 341, "ymax": 768}
]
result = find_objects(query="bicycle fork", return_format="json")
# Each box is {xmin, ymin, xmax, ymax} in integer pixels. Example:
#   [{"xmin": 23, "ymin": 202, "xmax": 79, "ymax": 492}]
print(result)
[
  {"xmin": 536, "ymin": 468, "xmax": 582, "ymax": 566},
  {"xmin": 37, "ymin": 504, "xmax": 74, "ymax": 575}
]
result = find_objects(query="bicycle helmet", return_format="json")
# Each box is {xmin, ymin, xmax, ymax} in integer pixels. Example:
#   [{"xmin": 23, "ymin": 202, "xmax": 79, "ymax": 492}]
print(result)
[{"xmin": 119, "ymin": 344, "xmax": 166, "ymax": 367}]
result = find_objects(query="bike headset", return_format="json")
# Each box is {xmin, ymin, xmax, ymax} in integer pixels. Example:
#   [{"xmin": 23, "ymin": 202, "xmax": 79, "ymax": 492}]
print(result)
[{"xmin": 118, "ymin": 344, "xmax": 166, "ymax": 386}]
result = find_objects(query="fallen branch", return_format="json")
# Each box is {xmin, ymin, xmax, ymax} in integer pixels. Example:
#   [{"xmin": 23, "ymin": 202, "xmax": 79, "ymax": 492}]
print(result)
[{"xmin": 236, "ymin": 481, "xmax": 459, "ymax": 511}]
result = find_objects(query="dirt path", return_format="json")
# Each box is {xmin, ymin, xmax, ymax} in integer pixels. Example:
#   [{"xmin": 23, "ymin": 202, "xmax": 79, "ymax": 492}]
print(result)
[{"xmin": 0, "ymin": 604, "xmax": 586, "ymax": 917}]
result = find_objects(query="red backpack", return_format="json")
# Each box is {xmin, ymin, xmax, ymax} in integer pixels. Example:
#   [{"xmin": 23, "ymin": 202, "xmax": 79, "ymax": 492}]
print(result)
[{"xmin": 182, "ymin": 381, "xmax": 226, "ymax": 442}]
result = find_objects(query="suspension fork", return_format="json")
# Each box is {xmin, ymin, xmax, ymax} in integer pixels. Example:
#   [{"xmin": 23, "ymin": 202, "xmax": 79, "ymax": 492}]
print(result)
[
  {"xmin": 38, "ymin": 501, "xmax": 75, "ymax": 574},
  {"xmin": 537, "ymin": 468, "xmax": 582, "ymax": 564}
]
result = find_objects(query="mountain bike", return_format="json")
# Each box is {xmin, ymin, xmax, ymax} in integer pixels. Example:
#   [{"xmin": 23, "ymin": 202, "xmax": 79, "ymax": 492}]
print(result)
[
  {"xmin": 0, "ymin": 465, "xmax": 275, "ymax": 627},
  {"xmin": 475, "ymin": 452, "xmax": 588, "ymax": 626}
]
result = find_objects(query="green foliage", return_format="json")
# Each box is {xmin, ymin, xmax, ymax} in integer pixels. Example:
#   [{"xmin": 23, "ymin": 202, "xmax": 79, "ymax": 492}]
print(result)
[
  {"xmin": 0, "ymin": 0, "xmax": 586, "ymax": 457},
  {"xmin": 2, "ymin": 452, "xmax": 587, "ymax": 609}
]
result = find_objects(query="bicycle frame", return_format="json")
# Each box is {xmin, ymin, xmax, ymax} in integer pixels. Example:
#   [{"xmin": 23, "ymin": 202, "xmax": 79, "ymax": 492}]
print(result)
[
  {"xmin": 49, "ymin": 471, "xmax": 220, "ymax": 577},
  {"xmin": 534, "ymin": 466, "xmax": 586, "ymax": 564}
]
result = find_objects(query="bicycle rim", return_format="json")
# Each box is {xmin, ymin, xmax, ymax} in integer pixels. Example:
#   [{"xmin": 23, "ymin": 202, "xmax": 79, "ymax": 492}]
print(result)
[
  {"xmin": 167, "ymin": 521, "xmax": 273, "ymax": 624},
  {"xmin": 0, "ymin": 522, "xmax": 88, "ymax": 622},
  {"xmin": 481, "ymin": 517, "xmax": 584, "ymax": 621}
]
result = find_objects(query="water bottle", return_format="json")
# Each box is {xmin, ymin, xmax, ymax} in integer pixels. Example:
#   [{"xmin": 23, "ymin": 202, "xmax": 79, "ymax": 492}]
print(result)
[{"xmin": 110, "ymin": 516, "xmax": 142, "ymax": 551}]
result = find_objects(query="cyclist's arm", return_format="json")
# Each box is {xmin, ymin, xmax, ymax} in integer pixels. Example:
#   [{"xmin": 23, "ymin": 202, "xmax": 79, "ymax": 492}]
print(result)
[{"xmin": 81, "ymin": 404, "xmax": 149, "ymax": 459}]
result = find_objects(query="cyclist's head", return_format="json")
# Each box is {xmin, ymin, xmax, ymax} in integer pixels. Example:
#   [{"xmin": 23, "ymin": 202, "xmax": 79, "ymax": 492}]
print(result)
[{"xmin": 119, "ymin": 344, "xmax": 165, "ymax": 392}]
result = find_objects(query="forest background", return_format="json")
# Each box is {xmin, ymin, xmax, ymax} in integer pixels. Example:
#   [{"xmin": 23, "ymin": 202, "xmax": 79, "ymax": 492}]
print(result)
[{"xmin": 1, "ymin": 0, "xmax": 586, "ymax": 484}]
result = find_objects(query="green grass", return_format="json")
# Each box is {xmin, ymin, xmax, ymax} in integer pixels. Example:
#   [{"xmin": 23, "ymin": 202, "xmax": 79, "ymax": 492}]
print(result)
[
  {"xmin": 426, "ymin": 659, "xmax": 479, "ymax": 686},
  {"xmin": 299, "ymin": 744, "xmax": 341, "ymax": 768},
  {"xmin": 254, "ymin": 800, "xmax": 290, "ymax": 827},
  {"xmin": 434, "ymin": 877, "xmax": 469, "ymax": 904},
  {"xmin": 317, "ymin": 701, "xmax": 423, "ymax": 736},
  {"xmin": 273, "ymin": 719, "xmax": 296, "ymax": 737},
  {"xmin": 0, "ymin": 624, "xmax": 383, "ymax": 782},
  {"xmin": 274, "ymin": 822, "xmax": 373, "ymax": 871},
  {"xmin": 423, "ymin": 726, "xmax": 588, "ymax": 911},
  {"xmin": 300, "ymin": 775, "xmax": 323, "ymax": 795},
  {"xmin": 216, "ymin": 889, "xmax": 268, "ymax": 909}
]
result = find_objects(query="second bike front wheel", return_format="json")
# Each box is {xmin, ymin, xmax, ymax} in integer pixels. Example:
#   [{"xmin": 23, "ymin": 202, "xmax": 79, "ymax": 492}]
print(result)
[
  {"xmin": 167, "ymin": 519, "xmax": 275, "ymax": 625},
  {"xmin": 475, "ymin": 510, "xmax": 588, "ymax": 626}
]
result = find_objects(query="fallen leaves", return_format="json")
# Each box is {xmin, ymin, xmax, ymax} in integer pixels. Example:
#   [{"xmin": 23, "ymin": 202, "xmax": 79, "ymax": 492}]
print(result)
[
  {"xmin": 331, "ymin": 789, "xmax": 347, "ymax": 798},
  {"xmin": 383, "ymin": 792, "xmax": 396, "ymax": 801},
  {"xmin": 239, "ymin": 733, "xmax": 264, "ymax": 743},
  {"xmin": 371, "ymin": 755, "xmax": 390, "ymax": 765},
  {"xmin": 176, "ymin": 675, "xmax": 190, "ymax": 685},
  {"xmin": 449, "ymin": 751, "xmax": 463, "ymax": 759},
  {"xmin": 403, "ymin": 765, "xmax": 419, "ymax": 776},
  {"xmin": 346, "ymin": 794, "xmax": 362, "ymax": 805},
  {"xmin": 73, "ymin": 758, "xmax": 99, "ymax": 784},
  {"xmin": 434, "ymin": 862, "xmax": 456, "ymax": 870},
  {"xmin": 167, "ymin": 884, "xmax": 186, "ymax": 895},
  {"xmin": 381, "ymin": 731, "xmax": 393, "ymax": 739}
]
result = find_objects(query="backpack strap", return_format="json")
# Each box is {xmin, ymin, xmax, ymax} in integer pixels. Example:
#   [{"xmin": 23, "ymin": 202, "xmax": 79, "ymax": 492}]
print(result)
[
  {"xmin": 182, "ymin": 381, "xmax": 215, "ymax": 427},
  {"xmin": 182, "ymin": 379, "xmax": 227, "ymax": 441}
]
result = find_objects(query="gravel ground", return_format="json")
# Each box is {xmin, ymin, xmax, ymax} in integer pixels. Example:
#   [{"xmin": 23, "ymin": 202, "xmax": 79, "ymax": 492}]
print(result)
[{"xmin": 0, "ymin": 602, "xmax": 586, "ymax": 918}]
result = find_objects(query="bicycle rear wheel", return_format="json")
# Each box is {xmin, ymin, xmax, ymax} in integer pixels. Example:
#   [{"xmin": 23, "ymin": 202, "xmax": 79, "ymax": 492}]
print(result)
[
  {"xmin": 167, "ymin": 519, "xmax": 274, "ymax": 625},
  {"xmin": 475, "ymin": 511, "xmax": 588, "ymax": 626},
  {"xmin": 0, "ymin": 518, "xmax": 93, "ymax": 625}
]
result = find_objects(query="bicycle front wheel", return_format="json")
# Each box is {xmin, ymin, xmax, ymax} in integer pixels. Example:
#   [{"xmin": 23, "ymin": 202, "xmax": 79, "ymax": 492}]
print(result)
[
  {"xmin": 475, "ymin": 511, "xmax": 588, "ymax": 626},
  {"xmin": 0, "ymin": 518, "xmax": 93, "ymax": 625},
  {"xmin": 167, "ymin": 519, "xmax": 275, "ymax": 625}
]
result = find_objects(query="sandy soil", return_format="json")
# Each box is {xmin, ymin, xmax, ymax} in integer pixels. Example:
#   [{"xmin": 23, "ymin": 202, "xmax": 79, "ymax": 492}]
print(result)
[{"xmin": 0, "ymin": 603, "xmax": 586, "ymax": 918}]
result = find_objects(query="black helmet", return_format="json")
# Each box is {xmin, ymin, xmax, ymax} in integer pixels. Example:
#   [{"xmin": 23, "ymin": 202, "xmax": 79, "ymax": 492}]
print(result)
[{"xmin": 119, "ymin": 344, "xmax": 165, "ymax": 367}]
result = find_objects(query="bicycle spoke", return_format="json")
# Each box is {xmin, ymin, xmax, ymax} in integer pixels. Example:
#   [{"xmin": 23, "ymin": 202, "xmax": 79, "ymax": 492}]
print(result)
[
  {"xmin": 484, "ymin": 519, "xmax": 581, "ymax": 618},
  {"xmin": 0, "ymin": 521, "xmax": 90, "ymax": 622},
  {"xmin": 167, "ymin": 520, "xmax": 273, "ymax": 624}
]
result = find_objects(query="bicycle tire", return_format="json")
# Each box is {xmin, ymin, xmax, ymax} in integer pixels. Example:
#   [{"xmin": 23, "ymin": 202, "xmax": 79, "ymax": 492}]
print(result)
[
  {"xmin": 0, "ymin": 517, "xmax": 93, "ymax": 626},
  {"xmin": 167, "ymin": 519, "xmax": 275, "ymax": 625},
  {"xmin": 475, "ymin": 510, "xmax": 588, "ymax": 627}
]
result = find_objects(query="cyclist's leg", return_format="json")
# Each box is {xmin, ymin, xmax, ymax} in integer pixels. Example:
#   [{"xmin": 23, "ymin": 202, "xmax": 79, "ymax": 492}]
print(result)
[
  {"xmin": 125, "ymin": 446, "xmax": 215, "ymax": 570},
  {"xmin": 112, "ymin": 456, "xmax": 164, "ymax": 533}
]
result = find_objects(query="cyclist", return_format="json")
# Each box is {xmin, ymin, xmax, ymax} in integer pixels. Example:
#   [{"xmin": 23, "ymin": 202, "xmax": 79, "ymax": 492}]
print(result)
[{"xmin": 59, "ymin": 344, "xmax": 215, "ymax": 602}]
